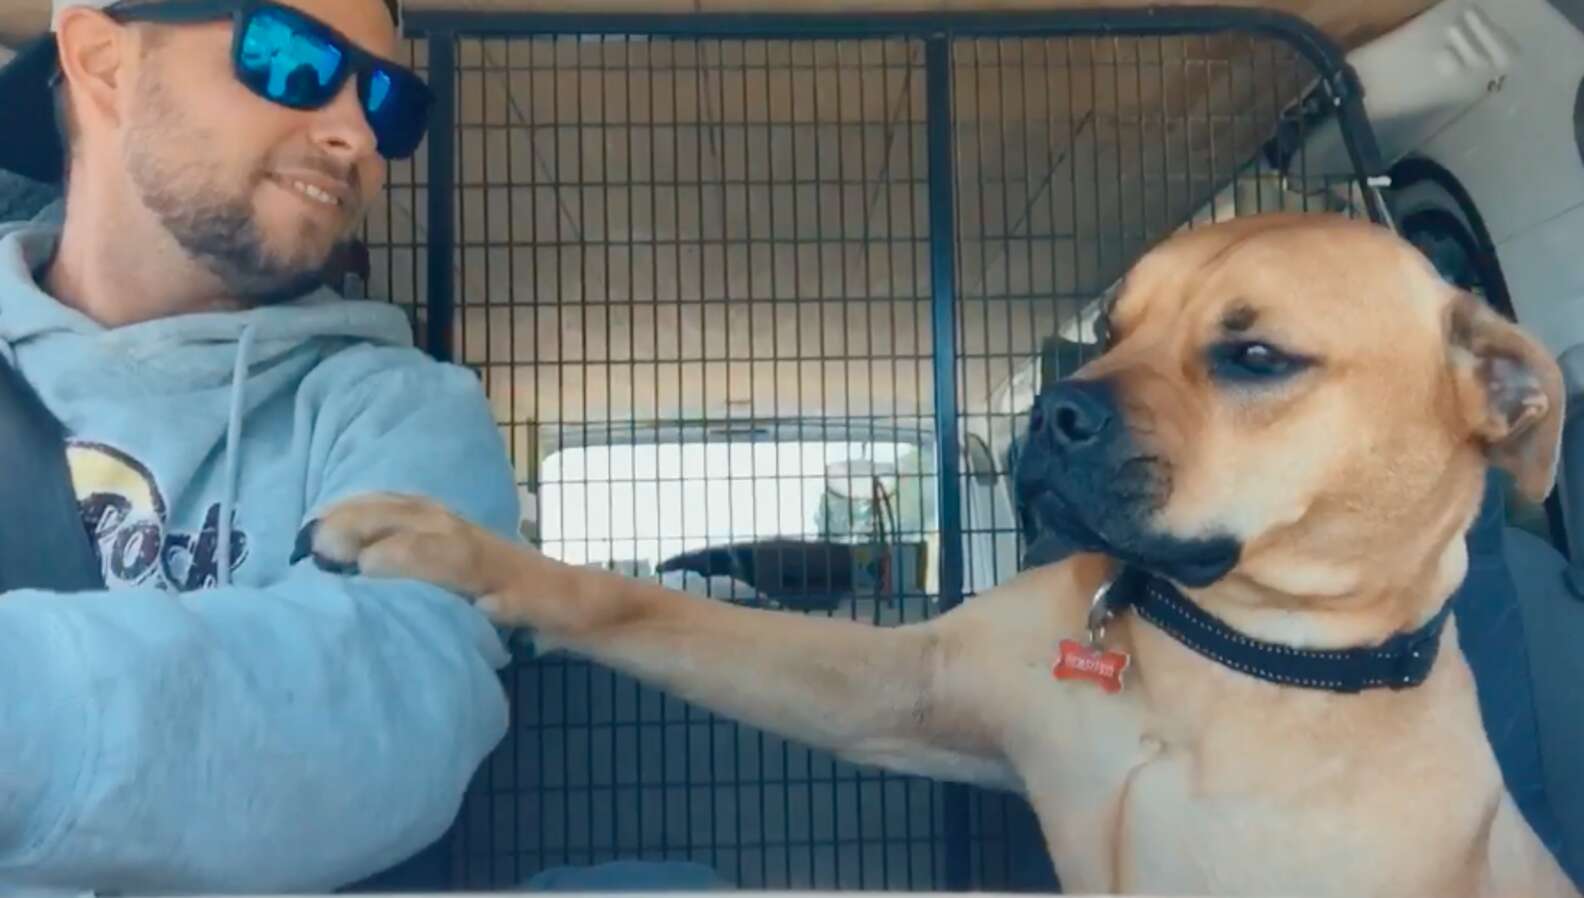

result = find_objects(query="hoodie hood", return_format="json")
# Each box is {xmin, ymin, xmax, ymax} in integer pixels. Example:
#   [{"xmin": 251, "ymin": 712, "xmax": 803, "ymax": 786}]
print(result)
[{"xmin": 0, "ymin": 215, "xmax": 415, "ymax": 386}]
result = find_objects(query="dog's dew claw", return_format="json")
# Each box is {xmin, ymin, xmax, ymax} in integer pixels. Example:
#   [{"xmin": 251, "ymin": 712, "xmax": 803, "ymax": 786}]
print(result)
[
  {"xmin": 290, "ymin": 520, "xmax": 319, "ymax": 566},
  {"xmin": 291, "ymin": 519, "xmax": 362, "ymax": 576},
  {"xmin": 317, "ymin": 555, "xmax": 362, "ymax": 576}
]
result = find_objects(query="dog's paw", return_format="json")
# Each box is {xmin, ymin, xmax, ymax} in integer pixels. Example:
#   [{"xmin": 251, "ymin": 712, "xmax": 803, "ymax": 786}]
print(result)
[{"xmin": 294, "ymin": 492, "xmax": 493, "ymax": 597}]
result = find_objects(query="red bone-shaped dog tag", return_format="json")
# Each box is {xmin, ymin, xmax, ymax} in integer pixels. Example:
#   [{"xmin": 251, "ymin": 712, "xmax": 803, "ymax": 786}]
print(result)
[{"xmin": 1053, "ymin": 639, "xmax": 1131, "ymax": 694}]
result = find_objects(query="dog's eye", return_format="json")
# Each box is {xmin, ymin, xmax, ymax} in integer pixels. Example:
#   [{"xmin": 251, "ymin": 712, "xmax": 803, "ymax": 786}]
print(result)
[{"xmin": 1209, "ymin": 341, "xmax": 1310, "ymax": 383}]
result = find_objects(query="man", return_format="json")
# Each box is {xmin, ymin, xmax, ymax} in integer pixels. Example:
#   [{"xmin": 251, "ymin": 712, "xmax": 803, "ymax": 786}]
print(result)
[{"xmin": 0, "ymin": 0, "xmax": 521, "ymax": 893}]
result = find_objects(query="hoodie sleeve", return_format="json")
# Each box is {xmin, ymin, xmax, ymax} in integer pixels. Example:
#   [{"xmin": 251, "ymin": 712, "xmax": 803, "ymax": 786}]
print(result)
[{"xmin": 0, "ymin": 358, "xmax": 521, "ymax": 894}]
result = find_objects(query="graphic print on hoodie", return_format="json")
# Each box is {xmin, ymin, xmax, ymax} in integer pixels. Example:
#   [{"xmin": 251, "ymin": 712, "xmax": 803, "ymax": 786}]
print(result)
[{"xmin": 68, "ymin": 439, "xmax": 250, "ymax": 591}]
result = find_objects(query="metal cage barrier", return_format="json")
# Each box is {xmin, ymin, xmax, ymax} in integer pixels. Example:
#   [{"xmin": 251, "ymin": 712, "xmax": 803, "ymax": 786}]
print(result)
[{"xmin": 356, "ymin": 7, "xmax": 1389, "ymax": 893}]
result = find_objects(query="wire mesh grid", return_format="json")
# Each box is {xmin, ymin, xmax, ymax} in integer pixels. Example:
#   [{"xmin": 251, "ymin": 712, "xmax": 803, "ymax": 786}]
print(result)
[
  {"xmin": 446, "ymin": 33, "xmax": 946, "ymax": 891},
  {"xmin": 361, "ymin": 14, "xmax": 1377, "ymax": 893},
  {"xmin": 361, "ymin": 40, "xmax": 432, "ymax": 336}
]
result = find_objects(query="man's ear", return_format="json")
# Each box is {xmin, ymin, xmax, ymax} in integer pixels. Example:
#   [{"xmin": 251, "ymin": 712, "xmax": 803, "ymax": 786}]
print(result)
[
  {"xmin": 1445, "ymin": 290, "xmax": 1565, "ymax": 503},
  {"xmin": 53, "ymin": 6, "xmax": 130, "ymax": 141}
]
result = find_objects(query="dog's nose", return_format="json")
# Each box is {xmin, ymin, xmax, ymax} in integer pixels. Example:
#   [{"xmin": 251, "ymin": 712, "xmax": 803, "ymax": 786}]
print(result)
[{"xmin": 1032, "ymin": 381, "xmax": 1115, "ymax": 449}]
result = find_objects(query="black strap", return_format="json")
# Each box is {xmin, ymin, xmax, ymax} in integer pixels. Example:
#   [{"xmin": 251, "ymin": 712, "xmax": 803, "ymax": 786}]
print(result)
[
  {"xmin": 1106, "ymin": 566, "xmax": 1453, "ymax": 693},
  {"xmin": 0, "ymin": 353, "xmax": 107, "ymax": 592}
]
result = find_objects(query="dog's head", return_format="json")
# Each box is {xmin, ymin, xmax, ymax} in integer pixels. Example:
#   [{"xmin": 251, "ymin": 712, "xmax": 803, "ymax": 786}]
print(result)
[{"xmin": 1016, "ymin": 213, "xmax": 1564, "ymax": 598}]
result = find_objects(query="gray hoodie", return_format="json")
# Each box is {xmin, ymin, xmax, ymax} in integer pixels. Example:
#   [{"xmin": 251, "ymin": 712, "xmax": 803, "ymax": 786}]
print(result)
[{"xmin": 0, "ymin": 211, "xmax": 518, "ymax": 895}]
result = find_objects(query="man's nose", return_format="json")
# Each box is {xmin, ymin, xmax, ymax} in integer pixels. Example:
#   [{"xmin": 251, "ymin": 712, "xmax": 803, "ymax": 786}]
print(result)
[{"xmin": 309, "ymin": 82, "xmax": 379, "ymax": 164}]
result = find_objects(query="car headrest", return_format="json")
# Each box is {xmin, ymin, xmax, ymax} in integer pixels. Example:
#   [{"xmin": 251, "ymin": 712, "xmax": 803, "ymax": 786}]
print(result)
[
  {"xmin": 0, "ymin": 169, "xmax": 61, "ymax": 225},
  {"xmin": 1465, "ymin": 465, "xmax": 1509, "ymax": 557}
]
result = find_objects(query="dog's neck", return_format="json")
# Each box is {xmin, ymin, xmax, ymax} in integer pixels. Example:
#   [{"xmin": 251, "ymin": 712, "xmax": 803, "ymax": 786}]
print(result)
[
  {"xmin": 1176, "ymin": 480, "xmax": 1480, "ymax": 652},
  {"xmin": 1179, "ymin": 535, "xmax": 1468, "ymax": 651}
]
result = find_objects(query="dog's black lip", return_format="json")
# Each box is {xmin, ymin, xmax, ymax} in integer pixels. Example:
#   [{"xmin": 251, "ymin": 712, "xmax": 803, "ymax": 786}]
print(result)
[
  {"xmin": 1022, "ymin": 534, "xmax": 1074, "ymax": 567},
  {"xmin": 1019, "ymin": 486, "xmax": 1107, "ymax": 565},
  {"xmin": 1146, "ymin": 540, "xmax": 1241, "ymax": 588},
  {"xmin": 1019, "ymin": 486, "xmax": 1240, "ymax": 587},
  {"xmin": 1026, "ymin": 485, "xmax": 1112, "ymax": 544}
]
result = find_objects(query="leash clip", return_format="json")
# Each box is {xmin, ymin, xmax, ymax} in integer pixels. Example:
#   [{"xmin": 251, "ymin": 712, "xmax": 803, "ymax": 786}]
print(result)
[{"xmin": 1087, "ymin": 575, "xmax": 1119, "ymax": 647}]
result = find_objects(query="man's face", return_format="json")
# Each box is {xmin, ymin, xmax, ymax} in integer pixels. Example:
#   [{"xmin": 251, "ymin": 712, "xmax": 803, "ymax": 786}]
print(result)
[{"xmin": 118, "ymin": 0, "xmax": 397, "ymax": 305}]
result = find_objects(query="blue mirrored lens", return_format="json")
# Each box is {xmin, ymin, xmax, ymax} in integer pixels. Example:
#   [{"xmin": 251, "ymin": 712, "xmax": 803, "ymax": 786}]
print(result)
[
  {"xmin": 365, "ymin": 69, "xmax": 394, "ymax": 113},
  {"xmin": 237, "ymin": 8, "xmax": 344, "ymax": 107},
  {"xmin": 358, "ymin": 67, "xmax": 430, "ymax": 158}
]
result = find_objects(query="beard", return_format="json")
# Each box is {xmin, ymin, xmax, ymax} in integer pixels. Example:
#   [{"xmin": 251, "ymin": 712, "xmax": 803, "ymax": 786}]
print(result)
[{"xmin": 121, "ymin": 61, "xmax": 357, "ymax": 307}]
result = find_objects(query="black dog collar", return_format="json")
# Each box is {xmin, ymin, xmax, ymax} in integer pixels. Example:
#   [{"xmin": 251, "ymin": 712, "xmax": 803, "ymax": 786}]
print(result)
[{"xmin": 1094, "ymin": 566, "xmax": 1453, "ymax": 693}]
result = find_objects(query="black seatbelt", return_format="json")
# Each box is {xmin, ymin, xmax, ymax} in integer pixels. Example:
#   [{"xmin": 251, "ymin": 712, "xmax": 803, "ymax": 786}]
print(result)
[{"xmin": 0, "ymin": 352, "xmax": 107, "ymax": 592}]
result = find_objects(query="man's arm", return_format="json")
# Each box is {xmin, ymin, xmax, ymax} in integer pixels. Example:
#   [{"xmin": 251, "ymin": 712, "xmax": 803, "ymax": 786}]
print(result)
[{"xmin": 0, "ymin": 359, "xmax": 519, "ymax": 894}]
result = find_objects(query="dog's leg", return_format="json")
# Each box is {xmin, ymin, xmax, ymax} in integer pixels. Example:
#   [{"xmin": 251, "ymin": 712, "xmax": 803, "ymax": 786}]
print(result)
[{"xmin": 307, "ymin": 492, "xmax": 1019, "ymax": 790}]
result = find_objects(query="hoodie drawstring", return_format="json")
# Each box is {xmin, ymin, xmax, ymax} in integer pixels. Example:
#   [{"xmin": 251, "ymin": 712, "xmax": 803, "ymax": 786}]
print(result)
[{"xmin": 218, "ymin": 324, "xmax": 256, "ymax": 588}]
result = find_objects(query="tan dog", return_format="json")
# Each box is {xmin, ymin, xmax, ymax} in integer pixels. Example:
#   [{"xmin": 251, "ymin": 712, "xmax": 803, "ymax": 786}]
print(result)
[{"xmin": 307, "ymin": 212, "xmax": 1577, "ymax": 897}]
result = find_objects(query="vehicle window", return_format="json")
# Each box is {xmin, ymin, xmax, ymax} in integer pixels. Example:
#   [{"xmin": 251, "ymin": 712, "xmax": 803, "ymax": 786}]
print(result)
[{"xmin": 538, "ymin": 439, "xmax": 934, "ymax": 573}]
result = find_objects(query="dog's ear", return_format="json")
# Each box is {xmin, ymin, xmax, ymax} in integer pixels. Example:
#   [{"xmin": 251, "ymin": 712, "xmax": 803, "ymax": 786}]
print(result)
[{"xmin": 1445, "ymin": 290, "xmax": 1566, "ymax": 503}]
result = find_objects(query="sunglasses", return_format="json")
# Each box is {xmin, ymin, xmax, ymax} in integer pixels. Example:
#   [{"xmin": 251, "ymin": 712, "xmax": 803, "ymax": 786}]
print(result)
[{"xmin": 100, "ymin": 0, "xmax": 432, "ymax": 160}]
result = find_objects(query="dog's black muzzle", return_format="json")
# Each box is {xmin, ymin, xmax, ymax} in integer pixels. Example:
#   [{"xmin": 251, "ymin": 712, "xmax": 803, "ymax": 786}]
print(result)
[{"xmin": 1014, "ymin": 377, "xmax": 1240, "ymax": 588}]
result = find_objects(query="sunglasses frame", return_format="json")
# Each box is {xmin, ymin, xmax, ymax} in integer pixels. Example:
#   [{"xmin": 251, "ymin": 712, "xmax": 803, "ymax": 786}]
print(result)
[{"xmin": 99, "ymin": 0, "xmax": 434, "ymax": 159}]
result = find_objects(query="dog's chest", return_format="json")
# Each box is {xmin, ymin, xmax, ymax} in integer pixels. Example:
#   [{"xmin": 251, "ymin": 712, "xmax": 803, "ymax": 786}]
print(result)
[
  {"xmin": 1109, "ymin": 741, "xmax": 1492, "ymax": 895},
  {"xmin": 1024, "ymin": 727, "xmax": 1483, "ymax": 894},
  {"xmin": 1112, "ymin": 746, "xmax": 1380, "ymax": 893},
  {"xmin": 1011, "ymin": 651, "xmax": 1502, "ymax": 895},
  {"xmin": 1008, "ymin": 673, "xmax": 1159, "ymax": 891}
]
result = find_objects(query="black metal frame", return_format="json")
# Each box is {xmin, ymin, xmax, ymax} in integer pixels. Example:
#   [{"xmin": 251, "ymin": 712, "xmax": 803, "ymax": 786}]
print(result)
[
  {"xmin": 411, "ymin": 6, "xmax": 1391, "ymax": 362},
  {"xmin": 385, "ymin": 7, "xmax": 1392, "ymax": 891}
]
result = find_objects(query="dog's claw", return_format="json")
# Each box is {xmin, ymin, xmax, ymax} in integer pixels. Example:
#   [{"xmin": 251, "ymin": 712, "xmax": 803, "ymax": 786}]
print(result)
[
  {"xmin": 292, "ymin": 519, "xmax": 361, "ymax": 576},
  {"xmin": 317, "ymin": 556, "xmax": 362, "ymax": 576},
  {"xmin": 290, "ymin": 520, "xmax": 318, "ymax": 566}
]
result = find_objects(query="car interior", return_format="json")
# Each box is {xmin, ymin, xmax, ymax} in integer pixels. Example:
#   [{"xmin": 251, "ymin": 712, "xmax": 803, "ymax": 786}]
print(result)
[{"xmin": 2, "ymin": 0, "xmax": 1582, "ymax": 893}]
